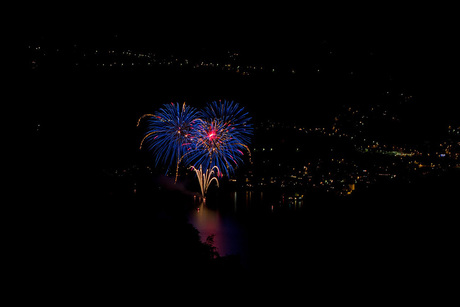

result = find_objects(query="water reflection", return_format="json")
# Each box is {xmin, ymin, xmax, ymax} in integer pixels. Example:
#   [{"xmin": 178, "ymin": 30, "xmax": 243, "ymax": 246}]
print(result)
[
  {"xmin": 187, "ymin": 190, "xmax": 304, "ymax": 266},
  {"xmin": 245, "ymin": 190, "xmax": 251, "ymax": 207},
  {"xmin": 188, "ymin": 199, "xmax": 247, "ymax": 260}
]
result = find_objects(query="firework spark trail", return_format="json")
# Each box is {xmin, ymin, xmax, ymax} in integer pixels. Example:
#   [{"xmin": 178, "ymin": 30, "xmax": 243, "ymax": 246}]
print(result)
[{"xmin": 190, "ymin": 165, "xmax": 220, "ymax": 198}]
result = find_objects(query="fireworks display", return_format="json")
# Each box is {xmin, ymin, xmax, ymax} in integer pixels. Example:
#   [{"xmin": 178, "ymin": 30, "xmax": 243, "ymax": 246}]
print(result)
[
  {"xmin": 139, "ymin": 100, "xmax": 253, "ymax": 196},
  {"xmin": 185, "ymin": 100, "xmax": 253, "ymax": 177},
  {"xmin": 137, "ymin": 102, "xmax": 198, "ymax": 175}
]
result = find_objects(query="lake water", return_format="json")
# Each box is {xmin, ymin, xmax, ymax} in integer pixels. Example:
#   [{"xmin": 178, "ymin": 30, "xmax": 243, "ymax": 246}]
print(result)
[{"xmin": 187, "ymin": 190, "xmax": 305, "ymax": 268}]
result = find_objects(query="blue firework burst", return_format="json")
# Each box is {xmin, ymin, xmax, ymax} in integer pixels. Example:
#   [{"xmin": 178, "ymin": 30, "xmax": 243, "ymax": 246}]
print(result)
[
  {"xmin": 138, "ymin": 102, "xmax": 199, "ymax": 173},
  {"xmin": 184, "ymin": 100, "xmax": 253, "ymax": 176}
]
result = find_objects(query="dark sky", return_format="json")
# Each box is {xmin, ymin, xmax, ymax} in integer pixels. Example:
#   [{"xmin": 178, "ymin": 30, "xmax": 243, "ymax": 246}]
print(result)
[
  {"xmin": 22, "ymin": 4, "xmax": 458, "ymax": 176},
  {"xmin": 24, "ymin": 4, "xmax": 457, "ymax": 119},
  {"xmin": 26, "ymin": 4, "xmax": 455, "ymax": 72}
]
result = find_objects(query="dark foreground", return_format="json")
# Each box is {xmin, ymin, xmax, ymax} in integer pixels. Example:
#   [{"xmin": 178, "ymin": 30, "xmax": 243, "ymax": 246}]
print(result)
[{"xmin": 12, "ymin": 169, "xmax": 459, "ymax": 301}]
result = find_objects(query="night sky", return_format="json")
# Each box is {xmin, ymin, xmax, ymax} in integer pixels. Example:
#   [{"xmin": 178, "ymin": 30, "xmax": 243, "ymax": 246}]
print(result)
[
  {"xmin": 24, "ymin": 5, "xmax": 456, "ymax": 112},
  {"xmin": 24, "ymin": 8, "xmax": 457, "ymax": 154},
  {"xmin": 19, "ymin": 5, "xmax": 459, "ymax": 292}
]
